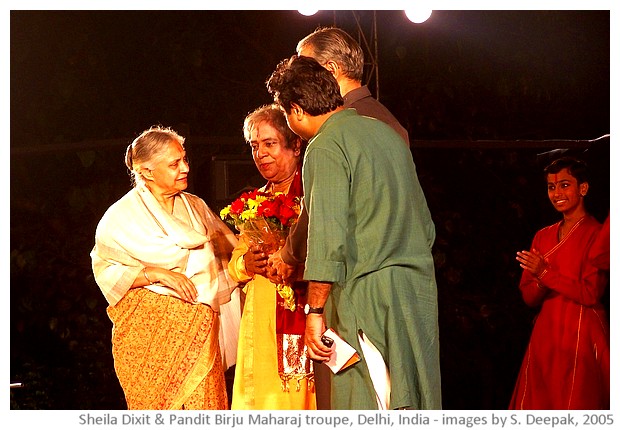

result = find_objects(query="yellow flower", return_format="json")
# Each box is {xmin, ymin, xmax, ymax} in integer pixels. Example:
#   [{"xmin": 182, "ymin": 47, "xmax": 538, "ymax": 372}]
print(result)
[
  {"xmin": 275, "ymin": 284, "xmax": 296, "ymax": 311},
  {"xmin": 239, "ymin": 209, "xmax": 251, "ymax": 221}
]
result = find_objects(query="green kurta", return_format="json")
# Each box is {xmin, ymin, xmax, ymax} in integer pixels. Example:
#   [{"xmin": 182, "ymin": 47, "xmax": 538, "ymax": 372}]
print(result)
[{"xmin": 303, "ymin": 109, "xmax": 441, "ymax": 410}]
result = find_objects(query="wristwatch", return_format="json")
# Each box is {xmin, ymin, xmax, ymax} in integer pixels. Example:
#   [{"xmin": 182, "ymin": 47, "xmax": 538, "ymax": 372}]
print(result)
[{"xmin": 304, "ymin": 304, "xmax": 324, "ymax": 315}]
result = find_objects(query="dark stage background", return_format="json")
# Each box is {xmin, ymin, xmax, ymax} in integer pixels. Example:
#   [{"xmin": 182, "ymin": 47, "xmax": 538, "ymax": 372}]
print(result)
[{"xmin": 10, "ymin": 10, "xmax": 610, "ymax": 410}]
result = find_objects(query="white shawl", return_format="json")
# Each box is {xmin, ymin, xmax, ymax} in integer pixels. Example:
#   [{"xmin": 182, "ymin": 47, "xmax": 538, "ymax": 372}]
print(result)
[{"xmin": 91, "ymin": 184, "xmax": 241, "ymax": 368}]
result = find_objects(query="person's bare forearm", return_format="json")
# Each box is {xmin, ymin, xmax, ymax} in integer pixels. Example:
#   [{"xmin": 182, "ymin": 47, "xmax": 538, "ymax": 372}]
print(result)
[
  {"xmin": 305, "ymin": 280, "xmax": 333, "ymax": 360},
  {"xmin": 307, "ymin": 280, "xmax": 332, "ymax": 307}
]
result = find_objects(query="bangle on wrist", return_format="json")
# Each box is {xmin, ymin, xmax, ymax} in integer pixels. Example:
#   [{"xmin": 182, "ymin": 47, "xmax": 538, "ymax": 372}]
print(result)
[
  {"xmin": 143, "ymin": 267, "xmax": 154, "ymax": 285},
  {"xmin": 536, "ymin": 269, "xmax": 548, "ymax": 281}
]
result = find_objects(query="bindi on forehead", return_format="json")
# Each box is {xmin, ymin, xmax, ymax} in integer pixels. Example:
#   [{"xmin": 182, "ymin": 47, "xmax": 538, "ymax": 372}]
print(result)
[
  {"xmin": 548, "ymin": 167, "xmax": 576, "ymax": 184},
  {"xmin": 547, "ymin": 174, "xmax": 560, "ymax": 186},
  {"xmin": 253, "ymin": 122, "xmax": 273, "ymax": 141}
]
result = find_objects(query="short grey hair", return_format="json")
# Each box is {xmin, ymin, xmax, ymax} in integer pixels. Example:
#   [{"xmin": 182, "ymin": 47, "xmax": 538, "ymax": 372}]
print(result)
[
  {"xmin": 243, "ymin": 104, "xmax": 300, "ymax": 150},
  {"xmin": 296, "ymin": 27, "xmax": 364, "ymax": 82}
]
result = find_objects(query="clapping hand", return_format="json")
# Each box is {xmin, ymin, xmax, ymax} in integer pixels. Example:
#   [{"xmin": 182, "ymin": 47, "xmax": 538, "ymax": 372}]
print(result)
[{"xmin": 516, "ymin": 248, "xmax": 548, "ymax": 278}]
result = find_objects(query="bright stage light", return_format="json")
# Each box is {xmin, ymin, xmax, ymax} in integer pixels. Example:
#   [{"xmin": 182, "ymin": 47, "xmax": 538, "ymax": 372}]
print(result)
[
  {"xmin": 404, "ymin": 8, "xmax": 432, "ymax": 24},
  {"xmin": 298, "ymin": 9, "xmax": 319, "ymax": 16}
]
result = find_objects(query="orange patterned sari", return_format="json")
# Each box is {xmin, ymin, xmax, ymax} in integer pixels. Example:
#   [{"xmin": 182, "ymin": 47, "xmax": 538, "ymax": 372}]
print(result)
[{"xmin": 108, "ymin": 288, "xmax": 228, "ymax": 409}]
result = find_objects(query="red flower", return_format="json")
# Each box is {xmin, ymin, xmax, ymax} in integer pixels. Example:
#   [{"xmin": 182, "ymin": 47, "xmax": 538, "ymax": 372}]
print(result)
[
  {"xmin": 257, "ymin": 199, "xmax": 276, "ymax": 218},
  {"xmin": 277, "ymin": 204, "xmax": 297, "ymax": 226},
  {"xmin": 230, "ymin": 198, "xmax": 245, "ymax": 214}
]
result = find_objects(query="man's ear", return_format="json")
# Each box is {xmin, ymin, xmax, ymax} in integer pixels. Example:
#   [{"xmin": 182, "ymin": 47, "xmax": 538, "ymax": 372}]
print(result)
[
  {"xmin": 324, "ymin": 60, "xmax": 340, "ymax": 78},
  {"xmin": 291, "ymin": 103, "xmax": 304, "ymax": 121}
]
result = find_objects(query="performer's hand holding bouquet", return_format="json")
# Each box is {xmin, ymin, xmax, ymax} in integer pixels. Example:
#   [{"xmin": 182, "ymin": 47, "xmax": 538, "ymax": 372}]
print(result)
[{"xmin": 220, "ymin": 189, "xmax": 301, "ymax": 311}]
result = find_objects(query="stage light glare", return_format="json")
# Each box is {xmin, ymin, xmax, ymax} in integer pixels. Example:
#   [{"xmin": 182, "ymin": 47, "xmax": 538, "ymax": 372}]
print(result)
[
  {"xmin": 298, "ymin": 9, "xmax": 319, "ymax": 17},
  {"xmin": 404, "ymin": 8, "xmax": 432, "ymax": 24}
]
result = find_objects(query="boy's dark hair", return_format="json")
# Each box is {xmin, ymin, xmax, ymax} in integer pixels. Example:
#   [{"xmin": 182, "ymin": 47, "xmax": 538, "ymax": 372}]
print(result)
[
  {"xmin": 544, "ymin": 156, "xmax": 589, "ymax": 184},
  {"xmin": 266, "ymin": 55, "xmax": 343, "ymax": 116}
]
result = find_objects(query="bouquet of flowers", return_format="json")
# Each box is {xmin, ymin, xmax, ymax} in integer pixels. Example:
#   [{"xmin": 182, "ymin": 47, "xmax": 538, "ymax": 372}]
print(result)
[{"xmin": 220, "ymin": 189, "xmax": 301, "ymax": 311}]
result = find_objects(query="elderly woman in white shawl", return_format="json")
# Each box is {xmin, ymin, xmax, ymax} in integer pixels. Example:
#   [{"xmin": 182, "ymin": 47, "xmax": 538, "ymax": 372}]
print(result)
[{"xmin": 91, "ymin": 125, "xmax": 240, "ymax": 409}]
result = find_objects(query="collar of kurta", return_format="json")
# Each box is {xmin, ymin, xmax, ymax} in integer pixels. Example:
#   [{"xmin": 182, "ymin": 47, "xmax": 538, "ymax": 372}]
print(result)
[{"xmin": 312, "ymin": 108, "xmax": 358, "ymax": 142}]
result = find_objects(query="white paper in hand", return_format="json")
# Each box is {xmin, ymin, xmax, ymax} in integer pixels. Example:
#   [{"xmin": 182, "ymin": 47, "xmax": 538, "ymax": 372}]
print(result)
[{"xmin": 322, "ymin": 328, "xmax": 361, "ymax": 374}]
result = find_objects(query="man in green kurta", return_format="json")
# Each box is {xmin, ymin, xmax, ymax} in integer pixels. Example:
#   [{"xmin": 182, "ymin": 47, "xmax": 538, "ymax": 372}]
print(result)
[{"xmin": 267, "ymin": 55, "xmax": 441, "ymax": 410}]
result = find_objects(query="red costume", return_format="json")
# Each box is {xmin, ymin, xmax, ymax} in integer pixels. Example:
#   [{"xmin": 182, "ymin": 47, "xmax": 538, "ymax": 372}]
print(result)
[{"xmin": 510, "ymin": 215, "xmax": 610, "ymax": 409}]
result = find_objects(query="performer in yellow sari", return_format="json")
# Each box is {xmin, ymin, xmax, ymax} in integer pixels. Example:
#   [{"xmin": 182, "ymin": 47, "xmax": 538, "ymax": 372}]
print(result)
[
  {"xmin": 229, "ymin": 105, "xmax": 316, "ymax": 409},
  {"xmin": 91, "ymin": 125, "xmax": 240, "ymax": 409}
]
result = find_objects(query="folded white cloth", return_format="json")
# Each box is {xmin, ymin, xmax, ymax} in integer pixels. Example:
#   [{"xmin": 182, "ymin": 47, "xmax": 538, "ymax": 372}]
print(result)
[{"xmin": 358, "ymin": 330, "xmax": 391, "ymax": 410}]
